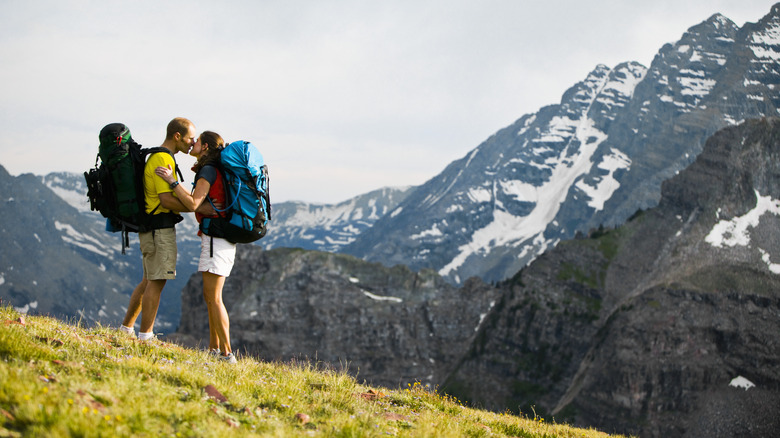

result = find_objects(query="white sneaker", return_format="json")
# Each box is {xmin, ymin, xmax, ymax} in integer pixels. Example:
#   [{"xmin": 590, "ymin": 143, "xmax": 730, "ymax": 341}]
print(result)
[
  {"xmin": 118, "ymin": 326, "xmax": 136, "ymax": 337},
  {"xmin": 220, "ymin": 352, "xmax": 237, "ymax": 364},
  {"xmin": 138, "ymin": 332, "xmax": 157, "ymax": 342}
]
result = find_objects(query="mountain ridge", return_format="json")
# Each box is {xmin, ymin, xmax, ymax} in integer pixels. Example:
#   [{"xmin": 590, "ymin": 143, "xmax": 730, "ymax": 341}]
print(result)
[
  {"xmin": 2, "ymin": 167, "xmax": 412, "ymax": 330},
  {"xmin": 343, "ymin": 4, "xmax": 780, "ymax": 286}
]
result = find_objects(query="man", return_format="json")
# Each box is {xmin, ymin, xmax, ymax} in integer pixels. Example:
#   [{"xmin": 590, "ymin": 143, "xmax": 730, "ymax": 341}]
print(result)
[{"xmin": 119, "ymin": 117, "xmax": 196, "ymax": 341}]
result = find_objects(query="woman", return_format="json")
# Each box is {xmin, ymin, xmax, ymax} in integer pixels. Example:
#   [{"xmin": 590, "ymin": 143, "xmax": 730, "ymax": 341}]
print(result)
[{"xmin": 156, "ymin": 131, "xmax": 238, "ymax": 364}]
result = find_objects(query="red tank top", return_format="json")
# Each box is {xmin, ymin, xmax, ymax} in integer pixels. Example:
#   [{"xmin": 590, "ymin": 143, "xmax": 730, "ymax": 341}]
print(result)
[{"xmin": 195, "ymin": 166, "xmax": 227, "ymax": 228}]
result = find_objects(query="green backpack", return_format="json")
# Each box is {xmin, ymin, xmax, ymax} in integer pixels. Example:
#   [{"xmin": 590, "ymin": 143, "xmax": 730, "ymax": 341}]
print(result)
[{"xmin": 84, "ymin": 123, "xmax": 182, "ymax": 253}]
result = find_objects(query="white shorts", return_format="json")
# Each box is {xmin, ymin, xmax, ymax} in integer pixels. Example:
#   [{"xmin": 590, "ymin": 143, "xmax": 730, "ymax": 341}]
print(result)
[{"xmin": 198, "ymin": 234, "xmax": 237, "ymax": 277}]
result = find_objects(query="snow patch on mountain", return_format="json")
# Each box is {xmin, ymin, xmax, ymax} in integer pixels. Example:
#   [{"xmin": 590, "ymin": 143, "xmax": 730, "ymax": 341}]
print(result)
[
  {"xmin": 535, "ymin": 116, "xmax": 576, "ymax": 143},
  {"xmin": 575, "ymin": 149, "xmax": 632, "ymax": 211},
  {"xmin": 42, "ymin": 174, "xmax": 93, "ymax": 214},
  {"xmin": 54, "ymin": 221, "xmax": 112, "ymax": 257},
  {"xmin": 467, "ymin": 187, "xmax": 492, "ymax": 204},
  {"xmin": 679, "ymin": 77, "xmax": 717, "ymax": 97},
  {"xmin": 411, "ymin": 223, "xmax": 444, "ymax": 240},
  {"xmin": 705, "ymin": 190, "xmax": 780, "ymax": 248},
  {"xmin": 749, "ymin": 12, "xmax": 780, "ymax": 61},
  {"xmin": 516, "ymin": 115, "xmax": 536, "ymax": 136},
  {"xmin": 500, "ymin": 180, "xmax": 540, "ymax": 204},
  {"xmin": 729, "ymin": 376, "xmax": 756, "ymax": 390},
  {"xmin": 440, "ymin": 117, "xmax": 608, "ymax": 277},
  {"xmin": 475, "ymin": 300, "xmax": 496, "ymax": 332},
  {"xmin": 758, "ymin": 248, "xmax": 780, "ymax": 274},
  {"xmin": 594, "ymin": 62, "xmax": 646, "ymax": 115},
  {"xmin": 284, "ymin": 200, "xmax": 371, "ymax": 228},
  {"xmin": 362, "ymin": 290, "xmax": 403, "ymax": 303}
]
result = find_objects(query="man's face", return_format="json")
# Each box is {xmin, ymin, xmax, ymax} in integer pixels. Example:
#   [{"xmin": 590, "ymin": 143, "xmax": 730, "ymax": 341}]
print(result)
[
  {"xmin": 177, "ymin": 125, "xmax": 197, "ymax": 154},
  {"xmin": 189, "ymin": 136, "xmax": 204, "ymax": 158}
]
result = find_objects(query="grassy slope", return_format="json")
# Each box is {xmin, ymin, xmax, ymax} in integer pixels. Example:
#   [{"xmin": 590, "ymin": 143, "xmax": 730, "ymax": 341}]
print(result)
[{"xmin": 0, "ymin": 305, "xmax": 626, "ymax": 437}]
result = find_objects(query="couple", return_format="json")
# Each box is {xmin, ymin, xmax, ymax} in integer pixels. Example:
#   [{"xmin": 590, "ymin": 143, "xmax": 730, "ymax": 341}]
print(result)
[{"xmin": 119, "ymin": 117, "xmax": 238, "ymax": 364}]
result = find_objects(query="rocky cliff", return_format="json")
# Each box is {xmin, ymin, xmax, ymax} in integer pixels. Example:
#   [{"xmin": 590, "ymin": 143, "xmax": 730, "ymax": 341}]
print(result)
[
  {"xmin": 175, "ymin": 247, "xmax": 501, "ymax": 389},
  {"xmin": 444, "ymin": 118, "xmax": 780, "ymax": 438}
]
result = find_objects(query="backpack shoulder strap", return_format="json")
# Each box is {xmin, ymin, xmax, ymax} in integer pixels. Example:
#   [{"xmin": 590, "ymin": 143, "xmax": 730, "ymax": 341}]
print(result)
[{"xmin": 143, "ymin": 147, "xmax": 184, "ymax": 182}]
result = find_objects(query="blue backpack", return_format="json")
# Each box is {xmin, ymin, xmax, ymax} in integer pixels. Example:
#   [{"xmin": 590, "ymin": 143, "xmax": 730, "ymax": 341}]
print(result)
[{"xmin": 201, "ymin": 140, "xmax": 270, "ymax": 243}]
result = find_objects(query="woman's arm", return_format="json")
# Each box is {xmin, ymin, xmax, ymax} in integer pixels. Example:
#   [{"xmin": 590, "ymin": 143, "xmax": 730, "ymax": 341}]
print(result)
[{"xmin": 155, "ymin": 165, "xmax": 211, "ymax": 212}]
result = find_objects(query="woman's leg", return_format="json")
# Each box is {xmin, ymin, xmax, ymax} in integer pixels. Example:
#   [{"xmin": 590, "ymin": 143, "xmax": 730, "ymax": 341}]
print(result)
[
  {"xmin": 202, "ymin": 276, "xmax": 219, "ymax": 352},
  {"xmin": 202, "ymin": 271, "xmax": 231, "ymax": 355}
]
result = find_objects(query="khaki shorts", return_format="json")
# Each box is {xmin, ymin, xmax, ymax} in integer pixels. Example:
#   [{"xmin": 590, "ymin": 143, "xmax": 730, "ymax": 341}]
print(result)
[
  {"xmin": 199, "ymin": 234, "xmax": 237, "ymax": 277},
  {"xmin": 140, "ymin": 228, "xmax": 177, "ymax": 280}
]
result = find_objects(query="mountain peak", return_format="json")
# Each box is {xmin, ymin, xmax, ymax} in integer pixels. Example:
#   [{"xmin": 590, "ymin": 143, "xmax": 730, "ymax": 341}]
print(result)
[
  {"xmin": 703, "ymin": 13, "xmax": 737, "ymax": 30},
  {"xmin": 678, "ymin": 11, "xmax": 738, "ymax": 44}
]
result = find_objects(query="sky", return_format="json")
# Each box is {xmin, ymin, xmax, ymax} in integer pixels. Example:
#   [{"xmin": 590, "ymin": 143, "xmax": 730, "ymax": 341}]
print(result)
[{"xmin": 0, "ymin": 1, "xmax": 776, "ymax": 204}]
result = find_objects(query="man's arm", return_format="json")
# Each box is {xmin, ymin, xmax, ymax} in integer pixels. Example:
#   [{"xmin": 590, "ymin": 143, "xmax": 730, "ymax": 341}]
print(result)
[
  {"xmin": 158, "ymin": 192, "xmax": 190, "ymax": 212},
  {"xmin": 196, "ymin": 202, "xmax": 217, "ymax": 216}
]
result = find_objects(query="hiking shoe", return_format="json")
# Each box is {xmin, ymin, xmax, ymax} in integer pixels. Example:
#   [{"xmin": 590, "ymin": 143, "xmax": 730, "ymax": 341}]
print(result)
[
  {"xmin": 138, "ymin": 332, "xmax": 158, "ymax": 342},
  {"xmin": 220, "ymin": 352, "xmax": 238, "ymax": 364},
  {"xmin": 118, "ymin": 325, "xmax": 136, "ymax": 337}
]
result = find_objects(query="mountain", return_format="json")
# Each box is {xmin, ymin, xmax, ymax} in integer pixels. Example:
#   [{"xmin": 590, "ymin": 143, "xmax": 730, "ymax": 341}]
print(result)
[
  {"xmin": 261, "ymin": 186, "xmax": 413, "ymax": 252},
  {"xmin": 28, "ymin": 171, "xmax": 411, "ymax": 328},
  {"xmin": 44, "ymin": 171, "xmax": 412, "ymax": 255},
  {"xmin": 175, "ymin": 117, "xmax": 780, "ymax": 438},
  {"xmin": 443, "ymin": 117, "xmax": 780, "ymax": 438},
  {"xmin": 344, "ymin": 5, "xmax": 780, "ymax": 286},
  {"xmin": 0, "ymin": 165, "xmax": 133, "ymax": 325},
  {"xmin": 42, "ymin": 171, "xmax": 203, "ymax": 245},
  {"xmin": 8, "ymin": 5, "xmax": 780, "ymax": 436},
  {"xmin": 42, "ymin": 171, "xmax": 203, "ymax": 330},
  {"xmin": 0, "ymin": 169, "xmax": 199, "ymax": 330}
]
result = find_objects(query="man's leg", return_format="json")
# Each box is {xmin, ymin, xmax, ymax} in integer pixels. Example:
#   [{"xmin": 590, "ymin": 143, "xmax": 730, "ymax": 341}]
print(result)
[
  {"xmin": 137, "ymin": 227, "xmax": 176, "ymax": 338},
  {"xmin": 139, "ymin": 279, "xmax": 166, "ymax": 335},
  {"xmin": 122, "ymin": 278, "xmax": 147, "ymax": 328}
]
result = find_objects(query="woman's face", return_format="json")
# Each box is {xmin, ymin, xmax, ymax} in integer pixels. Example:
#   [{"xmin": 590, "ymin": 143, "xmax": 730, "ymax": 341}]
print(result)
[{"xmin": 190, "ymin": 136, "xmax": 206, "ymax": 158}]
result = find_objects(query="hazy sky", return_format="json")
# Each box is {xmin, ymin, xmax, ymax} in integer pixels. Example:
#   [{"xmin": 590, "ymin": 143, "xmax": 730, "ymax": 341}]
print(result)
[{"xmin": 1, "ymin": 1, "xmax": 775, "ymax": 204}]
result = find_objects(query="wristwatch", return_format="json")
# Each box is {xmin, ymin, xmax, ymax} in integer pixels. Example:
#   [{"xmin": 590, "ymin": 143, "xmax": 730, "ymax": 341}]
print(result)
[{"xmin": 169, "ymin": 181, "xmax": 180, "ymax": 189}]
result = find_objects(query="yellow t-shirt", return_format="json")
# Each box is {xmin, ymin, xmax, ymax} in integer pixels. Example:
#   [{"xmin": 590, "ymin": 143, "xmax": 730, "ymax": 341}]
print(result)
[{"xmin": 144, "ymin": 152, "xmax": 178, "ymax": 214}]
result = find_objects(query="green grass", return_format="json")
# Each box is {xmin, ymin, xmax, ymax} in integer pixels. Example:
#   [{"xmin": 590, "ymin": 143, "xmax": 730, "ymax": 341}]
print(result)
[{"xmin": 0, "ymin": 305, "xmax": 627, "ymax": 437}]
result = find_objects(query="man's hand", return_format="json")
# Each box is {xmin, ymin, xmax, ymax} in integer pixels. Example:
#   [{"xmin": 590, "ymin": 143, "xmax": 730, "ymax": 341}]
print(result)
[{"xmin": 196, "ymin": 202, "xmax": 218, "ymax": 216}]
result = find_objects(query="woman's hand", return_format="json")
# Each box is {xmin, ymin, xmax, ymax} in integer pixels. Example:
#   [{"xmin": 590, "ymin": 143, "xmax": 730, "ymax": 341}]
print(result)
[{"xmin": 155, "ymin": 165, "xmax": 175, "ymax": 184}]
